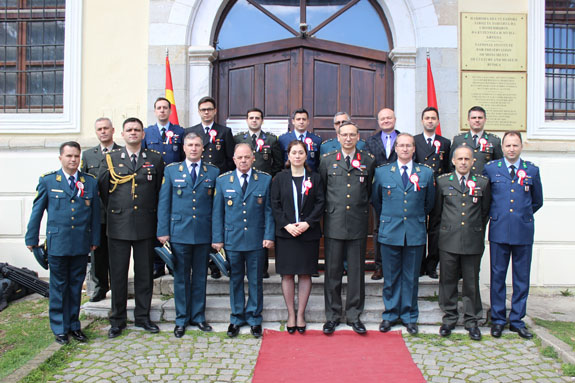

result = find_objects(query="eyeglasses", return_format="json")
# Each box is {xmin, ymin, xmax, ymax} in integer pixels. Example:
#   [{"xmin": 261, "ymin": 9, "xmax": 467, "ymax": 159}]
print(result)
[
  {"xmin": 199, "ymin": 108, "xmax": 215, "ymax": 113},
  {"xmin": 338, "ymin": 133, "xmax": 358, "ymax": 138},
  {"xmin": 334, "ymin": 120, "xmax": 348, "ymax": 126}
]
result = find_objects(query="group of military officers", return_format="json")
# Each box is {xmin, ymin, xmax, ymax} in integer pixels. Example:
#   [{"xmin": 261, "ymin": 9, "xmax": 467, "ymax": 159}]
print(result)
[{"xmin": 25, "ymin": 98, "xmax": 543, "ymax": 344}]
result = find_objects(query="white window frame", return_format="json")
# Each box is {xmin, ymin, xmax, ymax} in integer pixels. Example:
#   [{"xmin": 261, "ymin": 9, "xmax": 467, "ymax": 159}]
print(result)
[
  {"xmin": 0, "ymin": 0, "xmax": 82, "ymax": 134},
  {"xmin": 528, "ymin": 0, "xmax": 575, "ymax": 140}
]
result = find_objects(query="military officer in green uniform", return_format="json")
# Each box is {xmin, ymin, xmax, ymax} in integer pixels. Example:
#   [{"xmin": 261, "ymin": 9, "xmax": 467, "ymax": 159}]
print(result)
[
  {"xmin": 320, "ymin": 112, "xmax": 366, "ymax": 156},
  {"xmin": 451, "ymin": 106, "xmax": 503, "ymax": 175},
  {"xmin": 319, "ymin": 121, "xmax": 375, "ymax": 335},
  {"xmin": 431, "ymin": 145, "xmax": 491, "ymax": 341}
]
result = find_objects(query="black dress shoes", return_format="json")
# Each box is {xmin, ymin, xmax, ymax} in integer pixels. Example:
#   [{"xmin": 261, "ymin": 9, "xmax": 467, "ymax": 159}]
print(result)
[
  {"xmin": 287, "ymin": 326, "xmax": 296, "ymax": 334},
  {"xmin": 491, "ymin": 324, "xmax": 504, "ymax": 338},
  {"xmin": 89, "ymin": 292, "xmax": 107, "ymax": 302},
  {"xmin": 135, "ymin": 321, "xmax": 160, "ymax": 333},
  {"xmin": 323, "ymin": 320, "xmax": 339, "ymax": 335},
  {"xmin": 70, "ymin": 329, "xmax": 88, "ymax": 342},
  {"xmin": 190, "ymin": 321, "xmax": 213, "ymax": 332},
  {"xmin": 227, "ymin": 323, "xmax": 241, "ymax": 338},
  {"xmin": 153, "ymin": 269, "xmax": 165, "ymax": 279},
  {"xmin": 108, "ymin": 325, "xmax": 125, "ymax": 339},
  {"xmin": 174, "ymin": 326, "xmax": 186, "ymax": 338},
  {"xmin": 348, "ymin": 320, "xmax": 367, "ymax": 334},
  {"xmin": 211, "ymin": 269, "xmax": 222, "ymax": 279},
  {"xmin": 296, "ymin": 326, "xmax": 306, "ymax": 334},
  {"xmin": 55, "ymin": 334, "xmax": 69, "ymax": 345},
  {"xmin": 379, "ymin": 320, "xmax": 393, "ymax": 333},
  {"xmin": 439, "ymin": 324, "xmax": 454, "ymax": 337},
  {"xmin": 467, "ymin": 326, "xmax": 482, "ymax": 341},
  {"xmin": 262, "ymin": 271, "xmax": 270, "ymax": 279},
  {"xmin": 427, "ymin": 270, "xmax": 439, "ymax": 279},
  {"xmin": 251, "ymin": 325, "xmax": 263, "ymax": 338},
  {"xmin": 510, "ymin": 325, "xmax": 533, "ymax": 339},
  {"xmin": 405, "ymin": 323, "xmax": 418, "ymax": 335},
  {"xmin": 371, "ymin": 268, "xmax": 383, "ymax": 280}
]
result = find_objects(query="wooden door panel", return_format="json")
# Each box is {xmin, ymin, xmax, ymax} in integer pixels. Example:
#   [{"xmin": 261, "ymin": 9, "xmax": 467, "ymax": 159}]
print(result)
[
  {"xmin": 350, "ymin": 66, "xmax": 376, "ymax": 117},
  {"xmin": 312, "ymin": 60, "xmax": 340, "ymax": 118},
  {"xmin": 264, "ymin": 60, "xmax": 291, "ymax": 117},
  {"xmin": 228, "ymin": 66, "xmax": 254, "ymax": 118}
]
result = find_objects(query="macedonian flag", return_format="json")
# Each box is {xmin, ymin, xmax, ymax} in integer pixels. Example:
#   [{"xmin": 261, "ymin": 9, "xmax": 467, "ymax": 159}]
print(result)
[{"xmin": 165, "ymin": 52, "xmax": 180, "ymax": 125}]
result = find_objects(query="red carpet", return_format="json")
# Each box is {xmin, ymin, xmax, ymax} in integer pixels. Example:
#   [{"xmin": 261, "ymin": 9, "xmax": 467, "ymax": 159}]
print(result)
[{"xmin": 252, "ymin": 329, "xmax": 426, "ymax": 383}]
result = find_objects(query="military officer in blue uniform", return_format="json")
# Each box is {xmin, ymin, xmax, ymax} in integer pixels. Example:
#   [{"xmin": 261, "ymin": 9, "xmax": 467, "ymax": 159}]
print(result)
[
  {"xmin": 452, "ymin": 106, "xmax": 503, "ymax": 175},
  {"xmin": 483, "ymin": 131, "xmax": 543, "ymax": 340},
  {"xmin": 319, "ymin": 112, "xmax": 366, "ymax": 156},
  {"xmin": 278, "ymin": 108, "xmax": 322, "ymax": 172},
  {"xmin": 26, "ymin": 141, "xmax": 100, "ymax": 345},
  {"xmin": 212, "ymin": 143, "xmax": 275, "ymax": 338},
  {"xmin": 157, "ymin": 132, "xmax": 219, "ymax": 338},
  {"xmin": 372, "ymin": 133, "xmax": 435, "ymax": 335}
]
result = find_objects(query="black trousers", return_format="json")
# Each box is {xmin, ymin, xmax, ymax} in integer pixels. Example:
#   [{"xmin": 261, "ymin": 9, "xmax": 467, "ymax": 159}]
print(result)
[
  {"xmin": 90, "ymin": 224, "xmax": 110, "ymax": 296},
  {"xmin": 421, "ymin": 216, "xmax": 440, "ymax": 274},
  {"xmin": 108, "ymin": 237, "xmax": 154, "ymax": 326}
]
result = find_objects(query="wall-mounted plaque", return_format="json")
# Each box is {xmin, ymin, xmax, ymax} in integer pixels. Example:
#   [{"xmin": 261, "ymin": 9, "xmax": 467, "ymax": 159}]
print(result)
[{"xmin": 461, "ymin": 13, "xmax": 526, "ymax": 72}]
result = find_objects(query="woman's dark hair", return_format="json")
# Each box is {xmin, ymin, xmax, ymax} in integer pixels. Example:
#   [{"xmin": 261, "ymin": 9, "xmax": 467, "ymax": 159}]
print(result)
[{"xmin": 285, "ymin": 140, "xmax": 312, "ymax": 173}]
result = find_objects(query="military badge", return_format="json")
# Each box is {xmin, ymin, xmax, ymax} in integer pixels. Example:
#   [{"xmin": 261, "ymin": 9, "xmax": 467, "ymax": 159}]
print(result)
[
  {"xmin": 85, "ymin": 199, "xmax": 91, "ymax": 206},
  {"xmin": 227, "ymin": 199, "xmax": 233, "ymax": 206},
  {"xmin": 208, "ymin": 188, "xmax": 213, "ymax": 196},
  {"xmin": 257, "ymin": 197, "xmax": 263, "ymax": 205},
  {"xmin": 177, "ymin": 189, "xmax": 182, "ymax": 196}
]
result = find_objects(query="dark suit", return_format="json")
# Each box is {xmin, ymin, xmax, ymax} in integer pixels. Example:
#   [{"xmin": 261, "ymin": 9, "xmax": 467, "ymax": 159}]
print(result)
[
  {"xmin": 25, "ymin": 170, "xmax": 100, "ymax": 335},
  {"xmin": 234, "ymin": 131, "xmax": 283, "ymax": 176},
  {"xmin": 81, "ymin": 143, "xmax": 122, "ymax": 299},
  {"xmin": 143, "ymin": 122, "xmax": 185, "ymax": 165},
  {"xmin": 414, "ymin": 133, "xmax": 452, "ymax": 275},
  {"xmin": 184, "ymin": 123, "xmax": 235, "ymax": 173},
  {"xmin": 452, "ymin": 131, "xmax": 503, "ymax": 175},
  {"xmin": 319, "ymin": 150, "xmax": 375, "ymax": 322},
  {"xmin": 278, "ymin": 131, "xmax": 322, "ymax": 172},
  {"xmin": 483, "ymin": 158, "xmax": 543, "ymax": 329},
  {"xmin": 432, "ymin": 172, "xmax": 490, "ymax": 328},
  {"xmin": 98, "ymin": 147, "xmax": 165, "ymax": 327}
]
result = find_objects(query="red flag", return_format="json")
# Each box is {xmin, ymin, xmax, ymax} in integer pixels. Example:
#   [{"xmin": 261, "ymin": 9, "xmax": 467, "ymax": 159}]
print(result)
[
  {"xmin": 426, "ymin": 56, "xmax": 441, "ymax": 136},
  {"xmin": 165, "ymin": 54, "xmax": 180, "ymax": 125}
]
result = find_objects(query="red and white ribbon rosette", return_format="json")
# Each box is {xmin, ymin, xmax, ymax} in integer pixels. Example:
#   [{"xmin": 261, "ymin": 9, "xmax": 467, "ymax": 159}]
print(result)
[
  {"xmin": 303, "ymin": 179, "xmax": 313, "ymax": 195},
  {"xmin": 256, "ymin": 138, "xmax": 264, "ymax": 152},
  {"xmin": 304, "ymin": 137, "xmax": 313, "ymax": 152},
  {"xmin": 75, "ymin": 181, "xmax": 85, "ymax": 197},
  {"xmin": 466, "ymin": 179, "xmax": 476, "ymax": 195},
  {"xmin": 209, "ymin": 129, "xmax": 217, "ymax": 143},
  {"xmin": 410, "ymin": 173, "xmax": 421, "ymax": 192},
  {"xmin": 433, "ymin": 140, "xmax": 441, "ymax": 154},
  {"xmin": 479, "ymin": 137, "xmax": 488, "ymax": 151},
  {"xmin": 166, "ymin": 130, "xmax": 174, "ymax": 144},
  {"xmin": 517, "ymin": 169, "xmax": 527, "ymax": 185},
  {"xmin": 351, "ymin": 159, "xmax": 361, "ymax": 170}
]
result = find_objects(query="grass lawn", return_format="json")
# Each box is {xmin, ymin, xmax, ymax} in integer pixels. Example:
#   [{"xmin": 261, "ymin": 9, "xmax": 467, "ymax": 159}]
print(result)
[{"xmin": 534, "ymin": 318, "xmax": 575, "ymax": 351}]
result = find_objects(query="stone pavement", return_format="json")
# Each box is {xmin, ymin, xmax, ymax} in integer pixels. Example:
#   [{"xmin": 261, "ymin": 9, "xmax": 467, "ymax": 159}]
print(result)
[{"xmin": 38, "ymin": 322, "xmax": 572, "ymax": 383}]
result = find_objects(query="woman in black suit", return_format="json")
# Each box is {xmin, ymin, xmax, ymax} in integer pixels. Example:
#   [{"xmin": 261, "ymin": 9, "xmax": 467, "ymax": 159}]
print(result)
[{"xmin": 271, "ymin": 140, "xmax": 325, "ymax": 334}]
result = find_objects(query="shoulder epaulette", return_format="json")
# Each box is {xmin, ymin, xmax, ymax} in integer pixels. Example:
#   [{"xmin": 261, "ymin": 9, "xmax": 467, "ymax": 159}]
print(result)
[
  {"xmin": 41, "ymin": 170, "xmax": 57, "ymax": 177},
  {"xmin": 204, "ymin": 162, "xmax": 219, "ymax": 170},
  {"xmin": 235, "ymin": 131, "xmax": 247, "ymax": 137},
  {"xmin": 166, "ymin": 162, "xmax": 180, "ymax": 168},
  {"xmin": 110, "ymin": 148, "xmax": 122, "ymax": 153},
  {"xmin": 321, "ymin": 138, "xmax": 335, "ymax": 145},
  {"xmin": 254, "ymin": 169, "xmax": 271, "ymax": 177},
  {"xmin": 322, "ymin": 150, "xmax": 338, "ymax": 158},
  {"xmin": 474, "ymin": 174, "xmax": 488, "ymax": 180},
  {"xmin": 359, "ymin": 150, "xmax": 375, "ymax": 159},
  {"xmin": 83, "ymin": 172, "xmax": 97, "ymax": 179},
  {"xmin": 218, "ymin": 171, "xmax": 233, "ymax": 178},
  {"xmin": 454, "ymin": 132, "xmax": 466, "ymax": 137},
  {"xmin": 437, "ymin": 173, "xmax": 451, "ymax": 180},
  {"xmin": 376, "ymin": 163, "xmax": 391, "ymax": 169},
  {"xmin": 148, "ymin": 149, "xmax": 161, "ymax": 155},
  {"xmin": 421, "ymin": 163, "xmax": 433, "ymax": 170},
  {"xmin": 485, "ymin": 159, "xmax": 498, "ymax": 166},
  {"xmin": 263, "ymin": 131, "xmax": 277, "ymax": 137}
]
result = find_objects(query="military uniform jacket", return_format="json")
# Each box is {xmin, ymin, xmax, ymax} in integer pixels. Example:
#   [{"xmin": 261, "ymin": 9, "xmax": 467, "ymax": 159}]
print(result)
[
  {"xmin": 431, "ymin": 172, "xmax": 491, "ymax": 254},
  {"xmin": 278, "ymin": 130, "xmax": 322, "ymax": 172},
  {"xmin": 212, "ymin": 169, "xmax": 275, "ymax": 251},
  {"xmin": 233, "ymin": 130, "xmax": 283, "ymax": 176},
  {"xmin": 157, "ymin": 161, "xmax": 219, "ymax": 245},
  {"xmin": 452, "ymin": 131, "xmax": 503, "ymax": 175},
  {"xmin": 319, "ymin": 150, "xmax": 375, "ymax": 240},
  {"xmin": 143, "ymin": 123, "xmax": 185, "ymax": 165},
  {"xmin": 365, "ymin": 129, "xmax": 400, "ymax": 166},
  {"xmin": 184, "ymin": 123, "xmax": 235, "ymax": 173},
  {"xmin": 98, "ymin": 148, "xmax": 165, "ymax": 241},
  {"xmin": 81, "ymin": 142, "xmax": 122, "ymax": 223},
  {"xmin": 372, "ymin": 162, "xmax": 435, "ymax": 246},
  {"xmin": 25, "ymin": 170, "xmax": 100, "ymax": 256},
  {"xmin": 483, "ymin": 159, "xmax": 543, "ymax": 245},
  {"xmin": 319, "ymin": 138, "xmax": 366, "ymax": 156},
  {"xmin": 414, "ymin": 134, "xmax": 451, "ymax": 176}
]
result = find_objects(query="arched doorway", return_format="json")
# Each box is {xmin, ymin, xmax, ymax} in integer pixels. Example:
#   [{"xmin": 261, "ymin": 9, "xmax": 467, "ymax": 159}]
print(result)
[{"xmin": 212, "ymin": 0, "xmax": 394, "ymax": 139}]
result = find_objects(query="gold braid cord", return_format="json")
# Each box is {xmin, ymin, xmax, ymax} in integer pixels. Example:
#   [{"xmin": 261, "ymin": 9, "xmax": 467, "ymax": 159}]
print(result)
[{"xmin": 105, "ymin": 154, "xmax": 137, "ymax": 199}]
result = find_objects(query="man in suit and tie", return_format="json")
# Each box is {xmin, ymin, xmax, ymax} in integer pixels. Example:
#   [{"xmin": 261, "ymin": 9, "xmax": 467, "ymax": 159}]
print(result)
[
  {"xmin": 365, "ymin": 108, "xmax": 401, "ymax": 280},
  {"xmin": 452, "ymin": 106, "xmax": 503, "ymax": 175},
  {"xmin": 432, "ymin": 145, "xmax": 491, "ymax": 341},
  {"xmin": 81, "ymin": 117, "xmax": 122, "ymax": 302},
  {"xmin": 320, "ymin": 112, "xmax": 366, "ymax": 155},
  {"xmin": 98, "ymin": 117, "xmax": 165, "ymax": 339},
  {"xmin": 319, "ymin": 121, "xmax": 375, "ymax": 335},
  {"xmin": 212, "ymin": 143, "xmax": 275, "ymax": 338},
  {"xmin": 157, "ymin": 132, "xmax": 220, "ymax": 338},
  {"xmin": 372, "ymin": 133, "xmax": 435, "ymax": 335},
  {"xmin": 414, "ymin": 107, "xmax": 452, "ymax": 279},
  {"xmin": 278, "ymin": 108, "xmax": 322, "ymax": 172},
  {"xmin": 483, "ymin": 131, "xmax": 543, "ymax": 340},
  {"xmin": 26, "ymin": 141, "xmax": 100, "ymax": 345}
]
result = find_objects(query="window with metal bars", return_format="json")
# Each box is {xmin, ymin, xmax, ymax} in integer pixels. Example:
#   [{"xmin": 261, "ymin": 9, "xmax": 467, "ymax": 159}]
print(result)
[
  {"xmin": 545, "ymin": 0, "xmax": 575, "ymax": 120},
  {"xmin": 0, "ymin": 0, "xmax": 64, "ymax": 113}
]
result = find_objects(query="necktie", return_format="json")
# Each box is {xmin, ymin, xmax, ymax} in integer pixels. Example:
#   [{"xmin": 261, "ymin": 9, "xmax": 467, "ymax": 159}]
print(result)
[
  {"xmin": 299, "ymin": 134, "xmax": 304, "ymax": 142},
  {"xmin": 401, "ymin": 165, "xmax": 409, "ymax": 187},
  {"xmin": 460, "ymin": 175, "xmax": 466, "ymax": 192},
  {"xmin": 427, "ymin": 138, "xmax": 432, "ymax": 147},
  {"xmin": 241, "ymin": 173, "xmax": 248, "ymax": 194},
  {"xmin": 252, "ymin": 134, "xmax": 257, "ymax": 148},
  {"xmin": 473, "ymin": 134, "xmax": 478, "ymax": 148},
  {"xmin": 187, "ymin": 164, "xmax": 196, "ymax": 186},
  {"xmin": 161, "ymin": 127, "xmax": 166, "ymax": 141},
  {"xmin": 131, "ymin": 153, "xmax": 137, "ymax": 168},
  {"xmin": 69, "ymin": 175, "xmax": 75, "ymax": 191},
  {"xmin": 386, "ymin": 135, "xmax": 391, "ymax": 158},
  {"xmin": 345, "ymin": 155, "xmax": 351, "ymax": 168},
  {"xmin": 205, "ymin": 127, "xmax": 210, "ymax": 136},
  {"xmin": 509, "ymin": 165, "xmax": 516, "ymax": 179}
]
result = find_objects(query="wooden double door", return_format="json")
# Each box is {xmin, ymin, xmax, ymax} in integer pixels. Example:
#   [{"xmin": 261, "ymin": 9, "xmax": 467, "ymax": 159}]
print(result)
[{"xmin": 215, "ymin": 38, "xmax": 393, "ymax": 140}]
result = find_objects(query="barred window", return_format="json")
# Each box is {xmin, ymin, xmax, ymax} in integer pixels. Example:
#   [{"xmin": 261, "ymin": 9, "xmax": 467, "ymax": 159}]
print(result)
[
  {"xmin": 545, "ymin": 0, "xmax": 575, "ymax": 120},
  {"xmin": 0, "ymin": 0, "xmax": 65, "ymax": 113}
]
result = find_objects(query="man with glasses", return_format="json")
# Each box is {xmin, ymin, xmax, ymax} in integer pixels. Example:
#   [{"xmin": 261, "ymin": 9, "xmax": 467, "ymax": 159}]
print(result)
[{"xmin": 320, "ymin": 112, "xmax": 366, "ymax": 155}]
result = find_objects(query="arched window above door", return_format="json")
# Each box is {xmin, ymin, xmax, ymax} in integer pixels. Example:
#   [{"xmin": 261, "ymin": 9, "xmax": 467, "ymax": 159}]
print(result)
[{"xmin": 216, "ymin": 0, "xmax": 391, "ymax": 51}]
